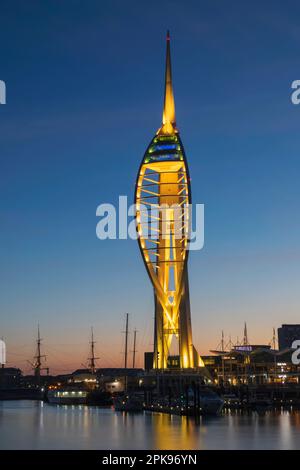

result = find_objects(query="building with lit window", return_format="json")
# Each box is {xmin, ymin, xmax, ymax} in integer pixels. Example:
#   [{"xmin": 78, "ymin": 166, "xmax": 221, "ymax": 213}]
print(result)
[
  {"xmin": 278, "ymin": 324, "xmax": 300, "ymax": 350},
  {"xmin": 203, "ymin": 344, "xmax": 300, "ymax": 386}
]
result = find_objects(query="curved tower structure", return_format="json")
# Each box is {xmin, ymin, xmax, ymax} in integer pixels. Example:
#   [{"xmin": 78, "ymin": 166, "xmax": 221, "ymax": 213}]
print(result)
[{"xmin": 135, "ymin": 32, "xmax": 204, "ymax": 370}]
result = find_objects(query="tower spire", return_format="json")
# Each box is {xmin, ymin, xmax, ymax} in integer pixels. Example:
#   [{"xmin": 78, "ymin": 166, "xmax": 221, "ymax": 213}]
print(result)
[
  {"xmin": 136, "ymin": 33, "xmax": 206, "ymax": 371},
  {"xmin": 159, "ymin": 30, "xmax": 176, "ymax": 135},
  {"xmin": 243, "ymin": 322, "xmax": 249, "ymax": 346}
]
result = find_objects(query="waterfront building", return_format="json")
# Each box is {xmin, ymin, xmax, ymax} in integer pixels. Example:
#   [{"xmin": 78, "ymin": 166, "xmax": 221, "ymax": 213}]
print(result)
[
  {"xmin": 0, "ymin": 367, "xmax": 22, "ymax": 389},
  {"xmin": 278, "ymin": 324, "xmax": 300, "ymax": 350},
  {"xmin": 204, "ymin": 344, "xmax": 300, "ymax": 386}
]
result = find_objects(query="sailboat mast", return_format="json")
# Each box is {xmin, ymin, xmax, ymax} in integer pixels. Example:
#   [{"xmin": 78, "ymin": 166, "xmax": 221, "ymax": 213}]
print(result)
[
  {"xmin": 88, "ymin": 327, "xmax": 98, "ymax": 374},
  {"xmin": 33, "ymin": 325, "xmax": 48, "ymax": 380},
  {"xmin": 124, "ymin": 313, "xmax": 129, "ymax": 369},
  {"xmin": 132, "ymin": 329, "xmax": 137, "ymax": 369}
]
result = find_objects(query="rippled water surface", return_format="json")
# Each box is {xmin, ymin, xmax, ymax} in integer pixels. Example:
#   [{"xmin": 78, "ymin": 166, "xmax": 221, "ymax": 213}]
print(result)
[{"xmin": 1, "ymin": 401, "xmax": 300, "ymax": 449}]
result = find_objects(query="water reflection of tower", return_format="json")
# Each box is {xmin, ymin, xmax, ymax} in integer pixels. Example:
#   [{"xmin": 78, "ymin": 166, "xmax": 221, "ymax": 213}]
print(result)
[{"xmin": 152, "ymin": 414, "xmax": 199, "ymax": 450}]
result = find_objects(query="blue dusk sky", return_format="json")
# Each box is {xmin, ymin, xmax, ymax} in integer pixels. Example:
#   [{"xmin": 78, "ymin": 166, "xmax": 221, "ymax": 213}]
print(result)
[{"xmin": 0, "ymin": 0, "xmax": 300, "ymax": 372}]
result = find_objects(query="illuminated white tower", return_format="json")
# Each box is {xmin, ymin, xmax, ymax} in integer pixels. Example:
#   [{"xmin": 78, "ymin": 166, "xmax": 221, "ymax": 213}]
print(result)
[{"xmin": 135, "ymin": 32, "xmax": 204, "ymax": 370}]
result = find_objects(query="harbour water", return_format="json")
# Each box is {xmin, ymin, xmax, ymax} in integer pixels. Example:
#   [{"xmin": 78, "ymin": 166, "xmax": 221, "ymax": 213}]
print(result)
[{"xmin": 1, "ymin": 400, "xmax": 300, "ymax": 450}]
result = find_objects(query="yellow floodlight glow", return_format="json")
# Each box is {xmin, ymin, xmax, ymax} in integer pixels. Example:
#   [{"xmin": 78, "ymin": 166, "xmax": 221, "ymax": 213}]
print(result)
[{"xmin": 134, "ymin": 32, "xmax": 204, "ymax": 371}]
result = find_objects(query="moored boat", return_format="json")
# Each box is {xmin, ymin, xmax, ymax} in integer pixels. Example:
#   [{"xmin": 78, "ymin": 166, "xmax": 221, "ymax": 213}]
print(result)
[
  {"xmin": 47, "ymin": 388, "xmax": 87, "ymax": 405},
  {"xmin": 114, "ymin": 393, "xmax": 143, "ymax": 412},
  {"xmin": 198, "ymin": 389, "xmax": 224, "ymax": 415}
]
